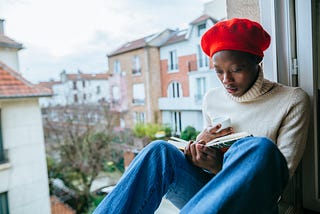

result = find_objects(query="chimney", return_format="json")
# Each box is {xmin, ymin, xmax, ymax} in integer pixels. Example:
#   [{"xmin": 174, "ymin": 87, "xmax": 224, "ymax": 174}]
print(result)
[{"xmin": 0, "ymin": 19, "xmax": 5, "ymax": 35}]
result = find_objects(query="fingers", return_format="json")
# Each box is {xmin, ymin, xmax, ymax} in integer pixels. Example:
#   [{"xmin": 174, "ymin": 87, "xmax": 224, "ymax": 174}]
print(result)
[
  {"xmin": 196, "ymin": 143, "xmax": 221, "ymax": 157},
  {"xmin": 207, "ymin": 124, "xmax": 233, "ymax": 137}
]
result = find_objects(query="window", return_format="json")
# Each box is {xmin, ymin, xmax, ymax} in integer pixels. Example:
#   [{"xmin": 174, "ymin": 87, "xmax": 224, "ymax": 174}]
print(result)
[
  {"xmin": 0, "ymin": 109, "xmax": 5, "ymax": 164},
  {"xmin": 74, "ymin": 94, "xmax": 78, "ymax": 103},
  {"xmin": 198, "ymin": 45, "xmax": 209, "ymax": 68},
  {"xmin": 114, "ymin": 60, "xmax": 121, "ymax": 74},
  {"xmin": 167, "ymin": 81, "xmax": 183, "ymax": 98},
  {"xmin": 197, "ymin": 23, "xmax": 206, "ymax": 37},
  {"xmin": 96, "ymin": 86, "xmax": 101, "ymax": 95},
  {"xmin": 0, "ymin": 192, "xmax": 9, "ymax": 214},
  {"xmin": 168, "ymin": 50, "xmax": 178, "ymax": 71},
  {"xmin": 195, "ymin": 77, "xmax": 206, "ymax": 102},
  {"xmin": 132, "ymin": 56, "xmax": 141, "ymax": 75},
  {"xmin": 112, "ymin": 86, "xmax": 120, "ymax": 101},
  {"xmin": 171, "ymin": 111, "xmax": 182, "ymax": 134},
  {"xmin": 133, "ymin": 83, "xmax": 145, "ymax": 104},
  {"xmin": 73, "ymin": 81, "xmax": 77, "ymax": 90},
  {"xmin": 82, "ymin": 81, "xmax": 85, "ymax": 88},
  {"xmin": 133, "ymin": 112, "xmax": 145, "ymax": 124}
]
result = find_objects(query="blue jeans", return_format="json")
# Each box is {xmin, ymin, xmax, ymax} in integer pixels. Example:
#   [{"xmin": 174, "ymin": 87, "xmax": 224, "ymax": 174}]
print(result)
[{"xmin": 93, "ymin": 137, "xmax": 289, "ymax": 214}]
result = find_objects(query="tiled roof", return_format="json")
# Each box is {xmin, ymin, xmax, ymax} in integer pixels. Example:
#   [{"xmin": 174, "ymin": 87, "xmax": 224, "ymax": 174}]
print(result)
[
  {"xmin": 108, "ymin": 35, "xmax": 152, "ymax": 57},
  {"xmin": 37, "ymin": 81, "xmax": 61, "ymax": 90},
  {"xmin": 0, "ymin": 61, "xmax": 52, "ymax": 99},
  {"xmin": 162, "ymin": 29, "xmax": 188, "ymax": 46},
  {"xmin": 190, "ymin": 14, "xmax": 218, "ymax": 25},
  {"xmin": 66, "ymin": 73, "xmax": 109, "ymax": 81},
  {"xmin": 50, "ymin": 196, "xmax": 76, "ymax": 214},
  {"xmin": 0, "ymin": 34, "xmax": 23, "ymax": 50}
]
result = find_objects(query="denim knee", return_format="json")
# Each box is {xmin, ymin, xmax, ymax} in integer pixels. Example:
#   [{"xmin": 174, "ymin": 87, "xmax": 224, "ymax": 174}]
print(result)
[
  {"xmin": 143, "ymin": 140, "xmax": 180, "ymax": 156},
  {"xmin": 233, "ymin": 136, "xmax": 277, "ymax": 153}
]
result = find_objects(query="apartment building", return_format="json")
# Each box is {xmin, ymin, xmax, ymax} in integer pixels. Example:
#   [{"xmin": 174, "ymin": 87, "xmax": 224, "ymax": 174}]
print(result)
[
  {"xmin": 159, "ymin": 14, "xmax": 221, "ymax": 134},
  {"xmin": 107, "ymin": 29, "xmax": 175, "ymax": 128},
  {"xmin": 0, "ymin": 20, "xmax": 52, "ymax": 214},
  {"xmin": 38, "ymin": 70, "xmax": 110, "ymax": 107}
]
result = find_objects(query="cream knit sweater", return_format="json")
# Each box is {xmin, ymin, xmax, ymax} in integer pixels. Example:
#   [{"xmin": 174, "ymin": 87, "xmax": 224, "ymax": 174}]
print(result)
[{"xmin": 202, "ymin": 70, "xmax": 310, "ymax": 177}]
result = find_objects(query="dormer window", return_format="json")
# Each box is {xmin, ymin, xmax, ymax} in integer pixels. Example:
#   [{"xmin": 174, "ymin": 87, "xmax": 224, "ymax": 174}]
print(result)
[{"xmin": 197, "ymin": 23, "xmax": 206, "ymax": 37}]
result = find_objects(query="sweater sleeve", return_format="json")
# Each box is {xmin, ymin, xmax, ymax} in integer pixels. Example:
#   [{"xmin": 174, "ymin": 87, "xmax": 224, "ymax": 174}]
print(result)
[
  {"xmin": 276, "ymin": 88, "xmax": 311, "ymax": 177},
  {"xmin": 201, "ymin": 90, "xmax": 213, "ymax": 129}
]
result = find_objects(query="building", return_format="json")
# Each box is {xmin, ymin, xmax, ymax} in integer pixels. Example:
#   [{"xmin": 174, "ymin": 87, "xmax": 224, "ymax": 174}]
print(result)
[
  {"xmin": 107, "ymin": 29, "xmax": 175, "ymax": 128},
  {"xmin": 0, "ymin": 19, "xmax": 23, "ymax": 72},
  {"xmin": 159, "ymin": 14, "xmax": 220, "ymax": 134},
  {"xmin": 38, "ymin": 70, "xmax": 110, "ymax": 107},
  {"xmin": 0, "ymin": 20, "xmax": 52, "ymax": 214}
]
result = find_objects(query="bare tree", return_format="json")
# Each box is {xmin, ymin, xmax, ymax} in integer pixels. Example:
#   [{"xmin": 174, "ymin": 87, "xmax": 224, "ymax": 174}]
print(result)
[{"xmin": 43, "ymin": 102, "xmax": 131, "ymax": 212}]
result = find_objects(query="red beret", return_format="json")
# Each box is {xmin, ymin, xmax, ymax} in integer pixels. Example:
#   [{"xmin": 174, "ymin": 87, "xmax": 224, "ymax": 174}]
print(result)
[{"xmin": 201, "ymin": 18, "xmax": 271, "ymax": 58}]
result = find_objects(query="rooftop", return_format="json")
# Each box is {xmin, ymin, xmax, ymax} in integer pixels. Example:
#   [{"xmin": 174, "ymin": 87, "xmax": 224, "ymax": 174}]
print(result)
[{"xmin": 0, "ymin": 61, "xmax": 52, "ymax": 99}]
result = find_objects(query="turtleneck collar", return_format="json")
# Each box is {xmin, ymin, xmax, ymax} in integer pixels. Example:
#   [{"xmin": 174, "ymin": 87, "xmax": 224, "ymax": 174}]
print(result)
[{"xmin": 226, "ymin": 67, "xmax": 275, "ymax": 103}]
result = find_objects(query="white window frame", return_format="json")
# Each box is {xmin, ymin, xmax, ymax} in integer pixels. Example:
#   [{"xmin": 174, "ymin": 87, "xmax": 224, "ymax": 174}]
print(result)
[
  {"xmin": 168, "ymin": 50, "xmax": 178, "ymax": 72},
  {"xmin": 167, "ymin": 81, "xmax": 183, "ymax": 98}
]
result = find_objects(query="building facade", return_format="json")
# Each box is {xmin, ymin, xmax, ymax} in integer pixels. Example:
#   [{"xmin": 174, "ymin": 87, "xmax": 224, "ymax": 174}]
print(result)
[
  {"xmin": 0, "ymin": 20, "xmax": 52, "ymax": 213},
  {"xmin": 159, "ymin": 15, "xmax": 220, "ymax": 134},
  {"xmin": 108, "ymin": 29, "xmax": 175, "ymax": 128},
  {"xmin": 38, "ymin": 70, "xmax": 110, "ymax": 107}
]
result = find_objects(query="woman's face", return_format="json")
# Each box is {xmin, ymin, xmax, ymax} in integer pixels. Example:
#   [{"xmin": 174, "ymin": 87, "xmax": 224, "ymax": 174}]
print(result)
[{"xmin": 212, "ymin": 50, "xmax": 259, "ymax": 97}]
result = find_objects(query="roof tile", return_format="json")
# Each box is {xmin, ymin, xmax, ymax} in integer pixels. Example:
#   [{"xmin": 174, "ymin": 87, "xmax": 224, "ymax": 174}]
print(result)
[{"xmin": 0, "ymin": 61, "xmax": 52, "ymax": 99}]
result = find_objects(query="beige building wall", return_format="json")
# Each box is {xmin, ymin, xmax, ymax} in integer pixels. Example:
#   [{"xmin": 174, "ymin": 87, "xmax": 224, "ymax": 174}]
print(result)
[
  {"xmin": 109, "ymin": 46, "xmax": 162, "ymax": 128},
  {"xmin": 226, "ymin": 0, "xmax": 260, "ymax": 22}
]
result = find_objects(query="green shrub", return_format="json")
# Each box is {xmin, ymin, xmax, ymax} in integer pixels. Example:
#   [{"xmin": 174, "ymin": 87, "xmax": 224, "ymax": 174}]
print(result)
[
  {"xmin": 133, "ymin": 123, "xmax": 172, "ymax": 140},
  {"xmin": 180, "ymin": 126, "xmax": 199, "ymax": 141}
]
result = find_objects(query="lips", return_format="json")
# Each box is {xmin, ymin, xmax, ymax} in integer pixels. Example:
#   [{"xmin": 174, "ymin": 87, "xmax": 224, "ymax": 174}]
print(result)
[{"xmin": 225, "ymin": 86, "xmax": 238, "ymax": 94}]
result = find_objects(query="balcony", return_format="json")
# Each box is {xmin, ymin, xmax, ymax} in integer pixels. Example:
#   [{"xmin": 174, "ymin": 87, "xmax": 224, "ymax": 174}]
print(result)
[
  {"xmin": 167, "ymin": 64, "xmax": 178, "ymax": 71},
  {"xmin": 158, "ymin": 97, "xmax": 202, "ymax": 111}
]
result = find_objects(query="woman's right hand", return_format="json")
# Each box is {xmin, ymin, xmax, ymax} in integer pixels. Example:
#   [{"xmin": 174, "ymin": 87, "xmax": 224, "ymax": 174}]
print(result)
[{"xmin": 196, "ymin": 124, "xmax": 233, "ymax": 144}]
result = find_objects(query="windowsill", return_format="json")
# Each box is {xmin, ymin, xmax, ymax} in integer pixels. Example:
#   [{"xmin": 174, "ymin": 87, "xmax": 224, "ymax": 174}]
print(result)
[
  {"xmin": 167, "ymin": 69, "xmax": 179, "ymax": 73},
  {"xmin": 0, "ymin": 162, "xmax": 11, "ymax": 171}
]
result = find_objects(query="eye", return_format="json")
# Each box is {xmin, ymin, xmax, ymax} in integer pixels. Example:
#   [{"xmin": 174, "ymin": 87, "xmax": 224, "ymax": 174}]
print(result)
[
  {"xmin": 215, "ymin": 69, "xmax": 223, "ymax": 75},
  {"xmin": 231, "ymin": 68, "xmax": 242, "ymax": 73}
]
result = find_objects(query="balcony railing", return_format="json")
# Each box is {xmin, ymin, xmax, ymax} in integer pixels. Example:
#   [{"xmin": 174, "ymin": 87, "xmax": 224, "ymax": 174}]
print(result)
[
  {"xmin": 0, "ymin": 149, "xmax": 9, "ymax": 165},
  {"xmin": 132, "ymin": 98, "xmax": 145, "ymax": 105},
  {"xmin": 158, "ymin": 97, "xmax": 202, "ymax": 110},
  {"xmin": 132, "ymin": 68, "xmax": 141, "ymax": 75},
  {"xmin": 194, "ymin": 94, "xmax": 203, "ymax": 104},
  {"xmin": 168, "ymin": 64, "xmax": 178, "ymax": 71}
]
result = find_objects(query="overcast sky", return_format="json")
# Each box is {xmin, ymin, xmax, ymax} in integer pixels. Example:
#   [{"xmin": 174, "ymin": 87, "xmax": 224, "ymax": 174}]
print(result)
[{"xmin": 0, "ymin": 0, "xmax": 214, "ymax": 83}]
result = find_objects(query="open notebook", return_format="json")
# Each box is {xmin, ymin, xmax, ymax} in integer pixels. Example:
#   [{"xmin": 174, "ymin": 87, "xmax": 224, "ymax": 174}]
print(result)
[{"xmin": 168, "ymin": 132, "xmax": 252, "ymax": 153}]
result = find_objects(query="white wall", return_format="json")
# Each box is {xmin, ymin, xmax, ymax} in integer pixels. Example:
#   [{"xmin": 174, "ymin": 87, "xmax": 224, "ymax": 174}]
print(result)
[
  {"xmin": 0, "ymin": 99, "xmax": 51, "ymax": 214},
  {"xmin": 0, "ymin": 48, "xmax": 20, "ymax": 72}
]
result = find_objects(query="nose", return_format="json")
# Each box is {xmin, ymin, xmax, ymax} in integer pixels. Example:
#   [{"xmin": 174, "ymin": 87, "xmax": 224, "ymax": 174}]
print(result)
[{"xmin": 222, "ymin": 71, "xmax": 234, "ymax": 84}]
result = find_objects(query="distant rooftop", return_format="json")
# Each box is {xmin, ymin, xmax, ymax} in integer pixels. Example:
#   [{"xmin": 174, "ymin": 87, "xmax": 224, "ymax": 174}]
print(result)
[
  {"xmin": 190, "ymin": 14, "xmax": 218, "ymax": 25},
  {"xmin": 108, "ymin": 34, "xmax": 156, "ymax": 57}
]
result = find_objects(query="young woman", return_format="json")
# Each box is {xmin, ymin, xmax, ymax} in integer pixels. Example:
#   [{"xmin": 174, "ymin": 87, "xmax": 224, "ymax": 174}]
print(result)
[{"xmin": 94, "ymin": 18, "xmax": 310, "ymax": 214}]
